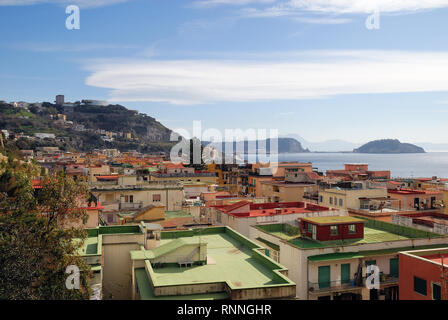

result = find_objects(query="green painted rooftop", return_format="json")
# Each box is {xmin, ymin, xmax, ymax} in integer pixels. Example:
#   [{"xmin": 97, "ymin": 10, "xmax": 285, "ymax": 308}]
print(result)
[
  {"xmin": 131, "ymin": 227, "xmax": 294, "ymax": 294},
  {"xmin": 134, "ymin": 268, "xmax": 228, "ymax": 300},
  {"xmin": 255, "ymin": 224, "xmax": 300, "ymax": 241},
  {"xmin": 75, "ymin": 236, "xmax": 99, "ymax": 256},
  {"xmin": 290, "ymin": 227, "xmax": 415, "ymax": 249},
  {"xmin": 308, "ymin": 243, "xmax": 448, "ymax": 262},
  {"xmin": 149, "ymin": 234, "xmax": 285, "ymax": 287}
]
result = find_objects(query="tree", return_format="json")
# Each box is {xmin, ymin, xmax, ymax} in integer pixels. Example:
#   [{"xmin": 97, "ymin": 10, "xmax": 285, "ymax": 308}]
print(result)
[{"xmin": 0, "ymin": 161, "xmax": 92, "ymax": 300}]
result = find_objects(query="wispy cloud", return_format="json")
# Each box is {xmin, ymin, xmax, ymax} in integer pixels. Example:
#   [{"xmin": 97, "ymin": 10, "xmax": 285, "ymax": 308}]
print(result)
[
  {"xmin": 0, "ymin": 0, "xmax": 131, "ymax": 8},
  {"xmin": 237, "ymin": 0, "xmax": 448, "ymax": 24},
  {"xmin": 193, "ymin": 0, "xmax": 276, "ymax": 8},
  {"xmin": 84, "ymin": 50, "xmax": 448, "ymax": 105},
  {"xmin": 10, "ymin": 42, "xmax": 137, "ymax": 53},
  {"xmin": 283, "ymin": 0, "xmax": 448, "ymax": 14}
]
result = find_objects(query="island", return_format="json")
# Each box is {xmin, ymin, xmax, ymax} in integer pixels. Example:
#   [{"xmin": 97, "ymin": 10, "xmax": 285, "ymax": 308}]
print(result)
[{"xmin": 353, "ymin": 139, "xmax": 425, "ymax": 154}]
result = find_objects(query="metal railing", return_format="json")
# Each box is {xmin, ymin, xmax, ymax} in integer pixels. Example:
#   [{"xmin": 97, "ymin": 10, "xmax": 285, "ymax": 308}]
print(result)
[
  {"xmin": 308, "ymin": 275, "xmax": 398, "ymax": 293},
  {"xmin": 119, "ymin": 201, "xmax": 143, "ymax": 210}
]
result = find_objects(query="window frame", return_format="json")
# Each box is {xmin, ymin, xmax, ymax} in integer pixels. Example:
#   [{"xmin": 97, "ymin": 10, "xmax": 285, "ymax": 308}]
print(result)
[
  {"xmin": 330, "ymin": 225, "xmax": 338, "ymax": 236},
  {"xmin": 414, "ymin": 276, "xmax": 427, "ymax": 296}
]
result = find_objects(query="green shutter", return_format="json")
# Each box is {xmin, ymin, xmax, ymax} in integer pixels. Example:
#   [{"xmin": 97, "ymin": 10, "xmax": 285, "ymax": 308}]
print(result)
[
  {"xmin": 390, "ymin": 258, "xmax": 399, "ymax": 277},
  {"xmin": 365, "ymin": 260, "xmax": 376, "ymax": 267},
  {"xmin": 341, "ymin": 263, "xmax": 350, "ymax": 284},
  {"xmin": 318, "ymin": 266, "xmax": 330, "ymax": 289}
]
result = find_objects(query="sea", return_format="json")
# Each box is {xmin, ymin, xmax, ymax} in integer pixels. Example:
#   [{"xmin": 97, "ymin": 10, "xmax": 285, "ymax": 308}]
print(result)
[{"xmin": 246, "ymin": 152, "xmax": 448, "ymax": 179}]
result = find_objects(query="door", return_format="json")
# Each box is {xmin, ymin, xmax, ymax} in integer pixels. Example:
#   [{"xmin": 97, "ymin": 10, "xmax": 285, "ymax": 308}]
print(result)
[
  {"xmin": 341, "ymin": 263, "xmax": 350, "ymax": 285},
  {"xmin": 318, "ymin": 266, "xmax": 330, "ymax": 289},
  {"xmin": 390, "ymin": 258, "xmax": 399, "ymax": 278},
  {"xmin": 312, "ymin": 225, "xmax": 317, "ymax": 240},
  {"xmin": 414, "ymin": 197, "xmax": 420, "ymax": 210}
]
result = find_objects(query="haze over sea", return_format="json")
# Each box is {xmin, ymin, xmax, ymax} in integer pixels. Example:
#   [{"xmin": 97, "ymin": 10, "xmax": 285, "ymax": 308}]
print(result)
[{"xmin": 273, "ymin": 153, "xmax": 448, "ymax": 179}]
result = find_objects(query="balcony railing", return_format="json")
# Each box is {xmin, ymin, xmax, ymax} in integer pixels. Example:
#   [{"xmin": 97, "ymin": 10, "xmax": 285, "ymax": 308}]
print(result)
[
  {"xmin": 308, "ymin": 275, "xmax": 398, "ymax": 294},
  {"xmin": 308, "ymin": 279, "xmax": 361, "ymax": 294},
  {"xmin": 119, "ymin": 201, "xmax": 143, "ymax": 210}
]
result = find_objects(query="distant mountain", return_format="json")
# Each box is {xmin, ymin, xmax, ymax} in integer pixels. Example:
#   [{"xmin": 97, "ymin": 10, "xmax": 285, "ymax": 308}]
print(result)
[
  {"xmin": 204, "ymin": 137, "xmax": 309, "ymax": 154},
  {"xmin": 282, "ymin": 134, "xmax": 360, "ymax": 152},
  {"xmin": 353, "ymin": 139, "xmax": 425, "ymax": 154}
]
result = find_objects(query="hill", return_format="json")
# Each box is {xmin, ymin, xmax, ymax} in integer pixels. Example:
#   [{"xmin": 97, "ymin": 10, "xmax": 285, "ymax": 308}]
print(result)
[
  {"xmin": 353, "ymin": 139, "xmax": 425, "ymax": 154},
  {"xmin": 204, "ymin": 138, "xmax": 309, "ymax": 154},
  {"xmin": 0, "ymin": 101, "xmax": 176, "ymax": 153}
]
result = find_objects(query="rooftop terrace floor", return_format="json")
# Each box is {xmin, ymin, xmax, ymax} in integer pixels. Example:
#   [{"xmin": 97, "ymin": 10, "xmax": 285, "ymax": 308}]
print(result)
[
  {"xmin": 75, "ymin": 236, "xmax": 99, "ymax": 256},
  {"xmin": 289, "ymin": 227, "xmax": 413, "ymax": 249},
  {"xmin": 150, "ymin": 233, "xmax": 280, "ymax": 288}
]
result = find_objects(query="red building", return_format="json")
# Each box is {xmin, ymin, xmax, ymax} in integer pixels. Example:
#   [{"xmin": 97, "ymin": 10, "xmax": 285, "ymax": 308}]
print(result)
[
  {"xmin": 399, "ymin": 247, "xmax": 448, "ymax": 300},
  {"xmin": 299, "ymin": 216, "xmax": 365, "ymax": 241}
]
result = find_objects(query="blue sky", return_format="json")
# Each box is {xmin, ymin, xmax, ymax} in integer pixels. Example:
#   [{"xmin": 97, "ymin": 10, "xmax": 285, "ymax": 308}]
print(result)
[{"xmin": 1, "ymin": 0, "xmax": 448, "ymax": 144}]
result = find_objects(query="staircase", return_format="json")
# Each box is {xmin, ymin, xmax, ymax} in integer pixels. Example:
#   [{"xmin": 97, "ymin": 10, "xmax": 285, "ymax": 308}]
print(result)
[{"xmin": 178, "ymin": 246, "xmax": 200, "ymax": 268}]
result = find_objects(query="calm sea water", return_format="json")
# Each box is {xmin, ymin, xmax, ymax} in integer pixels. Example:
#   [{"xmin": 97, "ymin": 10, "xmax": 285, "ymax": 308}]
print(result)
[{"xmin": 249, "ymin": 152, "xmax": 448, "ymax": 179}]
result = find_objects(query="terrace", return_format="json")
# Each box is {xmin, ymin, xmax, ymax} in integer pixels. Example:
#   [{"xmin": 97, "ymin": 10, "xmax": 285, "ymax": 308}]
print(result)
[
  {"xmin": 289, "ymin": 218, "xmax": 440, "ymax": 249},
  {"xmin": 131, "ymin": 227, "xmax": 296, "ymax": 300}
]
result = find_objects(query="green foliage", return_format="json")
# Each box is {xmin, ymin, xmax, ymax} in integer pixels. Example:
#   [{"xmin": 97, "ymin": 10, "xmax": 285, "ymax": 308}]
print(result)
[{"xmin": 0, "ymin": 162, "xmax": 92, "ymax": 300}]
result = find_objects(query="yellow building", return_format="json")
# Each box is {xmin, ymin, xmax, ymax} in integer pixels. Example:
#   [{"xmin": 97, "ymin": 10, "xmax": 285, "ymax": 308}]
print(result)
[
  {"xmin": 318, "ymin": 182, "xmax": 387, "ymax": 210},
  {"xmin": 260, "ymin": 181, "xmax": 318, "ymax": 203}
]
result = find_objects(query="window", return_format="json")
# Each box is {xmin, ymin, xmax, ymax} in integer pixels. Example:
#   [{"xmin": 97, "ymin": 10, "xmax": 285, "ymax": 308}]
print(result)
[
  {"xmin": 334, "ymin": 197, "xmax": 337, "ymax": 205},
  {"xmin": 153, "ymin": 194, "xmax": 161, "ymax": 202},
  {"xmin": 330, "ymin": 225, "xmax": 338, "ymax": 236},
  {"xmin": 432, "ymin": 283, "xmax": 441, "ymax": 300},
  {"xmin": 216, "ymin": 211, "xmax": 222, "ymax": 223},
  {"xmin": 329, "ymin": 197, "xmax": 333, "ymax": 204},
  {"xmin": 414, "ymin": 276, "xmax": 427, "ymax": 296},
  {"xmin": 339, "ymin": 198, "xmax": 343, "ymax": 206},
  {"xmin": 348, "ymin": 224, "xmax": 356, "ymax": 234},
  {"xmin": 319, "ymin": 195, "xmax": 323, "ymax": 203},
  {"xmin": 307, "ymin": 223, "xmax": 313, "ymax": 234}
]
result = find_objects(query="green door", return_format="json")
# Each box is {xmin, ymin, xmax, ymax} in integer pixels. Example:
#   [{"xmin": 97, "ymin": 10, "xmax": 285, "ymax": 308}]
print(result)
[
  {"xmin": 318, "ymin": 266, "xmax": 330, "ymax": 289},
  {"xmin": 341, "ymin": 264, "xmax": 350, "ymax": 284},
  {"xmin": 390, "ymin": 258, "xmax": 399, "ymax": 277}
]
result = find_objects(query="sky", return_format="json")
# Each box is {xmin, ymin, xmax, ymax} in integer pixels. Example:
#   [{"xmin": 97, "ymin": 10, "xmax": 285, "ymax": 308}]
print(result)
[{"xmin": 1, "ymin": 0, "xmax": 448, "ymax": 144}]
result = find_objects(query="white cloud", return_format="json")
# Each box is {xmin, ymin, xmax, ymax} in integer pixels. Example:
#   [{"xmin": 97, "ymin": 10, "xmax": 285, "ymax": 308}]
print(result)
[
  {"xmin": 84, "ymin": 51, "xmax": 448, "ymax": 105},
  {"xmin": 285, "ymin": 0, "xmax": 448, "ymax": 14},
  {"xmin": 193, "ymin": 0, "xmax": 276, "ymax": 8},
  {"xmin": 239, "ymin": 0, "xmax": 448, "ymax": 24},
  {"xmin": 0, "ymin": 0, "xmax": 130, "ymax": 8}
]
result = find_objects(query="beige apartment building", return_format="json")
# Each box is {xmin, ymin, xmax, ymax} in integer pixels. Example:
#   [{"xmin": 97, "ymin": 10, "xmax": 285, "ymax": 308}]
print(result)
[
  {"xmin": 260, "ymin": 181, "xmax": 318, "ymax": 203},
  {"xmin": 318, "ymin": 181, "xmax": 387, "ymax": 210},
  {"xmin": 90, "ymin": 175, "xmax": 184, "ymax": 225}
]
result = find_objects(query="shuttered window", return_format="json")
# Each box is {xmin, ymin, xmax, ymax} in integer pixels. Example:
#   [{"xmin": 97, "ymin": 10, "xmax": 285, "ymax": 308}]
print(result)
[{"xmin": 414, "ymin": 276, "xmax": 427, "ymax": 296}]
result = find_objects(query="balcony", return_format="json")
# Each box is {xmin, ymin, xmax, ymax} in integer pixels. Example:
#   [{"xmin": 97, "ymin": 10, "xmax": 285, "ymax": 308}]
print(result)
[
  {"xmin": 308, "ymin": 275, "xmax": 398, "ymax": 294},
  {"xmin": 119, "ymin": 201, "xmax": 143, "ymax": 210},
  {"xmin": 308, "ymin": 279, "xmax": 362, "ymax": 295}
]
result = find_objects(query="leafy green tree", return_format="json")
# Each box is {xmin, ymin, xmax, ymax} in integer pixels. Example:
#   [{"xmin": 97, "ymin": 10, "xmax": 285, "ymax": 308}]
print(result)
[{"xmin": 0, "ymin": 161, "xmax": 92, "ymax": 300}]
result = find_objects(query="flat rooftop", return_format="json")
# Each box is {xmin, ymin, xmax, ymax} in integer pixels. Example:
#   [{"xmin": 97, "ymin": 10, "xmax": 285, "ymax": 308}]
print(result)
[
  {"xmin": 151, "ymin": 234, "xmax": 278, "ymax": 287},
  {"xmin": 301, "ymin": 216, "xmax": 365, "ymax": 225},
  {"xmin": 132, "ymin": 227, "xmax": 295, "ymax": 299},
  {"xmin": 257, "ymin": 218, "xmax": 442, "ymax": 250}
]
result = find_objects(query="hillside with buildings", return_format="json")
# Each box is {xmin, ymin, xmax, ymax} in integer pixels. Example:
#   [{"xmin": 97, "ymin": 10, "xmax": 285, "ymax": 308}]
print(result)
[
  {"xmin": 0, "ymin": 97, "xmax": 175, "ymax": 153},
  {"xmin": 353, "ymin": 139, "xmax": 425, "ymax": 154}
]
